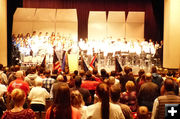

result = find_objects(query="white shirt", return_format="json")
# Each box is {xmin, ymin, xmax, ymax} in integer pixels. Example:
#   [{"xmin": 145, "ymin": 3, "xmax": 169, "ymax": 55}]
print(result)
[
  {"xmin": 0, "ymin": 84, "xmax": 7, "ymax": 97},
  {"xmin": 28, "ymin": 86, "xmax": 50, "ymax": 105},
  {"xmin": 0, "ymin": 71, "xmax": 8, "ymax": 85},
  {"xmin": 86, "ymin": 102, "xmax": 125, "ymax": 119},
  {"xmin": 151, "ymin": 98, "xmax": 159, "ymax": 119}
]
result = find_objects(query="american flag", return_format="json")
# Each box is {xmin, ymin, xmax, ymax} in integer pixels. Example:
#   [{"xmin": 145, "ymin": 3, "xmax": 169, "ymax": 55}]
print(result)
[{"xmin": 53, "ymin": 50, "xmax": 61, "ymax": 72}]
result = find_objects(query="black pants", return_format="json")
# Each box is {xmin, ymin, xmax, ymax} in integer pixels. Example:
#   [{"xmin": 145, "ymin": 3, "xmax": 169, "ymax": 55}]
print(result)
[{"xmin": 30, "ymin": 104, "xmax": 45, "ymax": 112}]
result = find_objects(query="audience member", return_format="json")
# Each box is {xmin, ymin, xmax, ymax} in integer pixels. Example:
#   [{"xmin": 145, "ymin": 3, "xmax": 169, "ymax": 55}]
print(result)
[
  {"xmin": 7, "ymin": 66, "xmax": 16, "ymax": 84},
  {"xmin": 45, "ymin": 83, "xmax": 81, "ymax": 119},
  {"xmin": 120, "ymin": 81, "xmax": 137, "ymax": 112},
  {"xmin": 137, "ymin": 74, "xmax": 146, "ymax": 93},
  {"xmin": 100, "ymin": 69, "xmax": 109, "ymax": 81},
  {"xmin": 7, "ymin": 71, "xmax": 29, "ymax": 96},
  {"xmin": 70, "ymin": 89, "xmax": 87, "ymax": 119},
  {"xmin": 120, "ymin": 66, "xmax": 135, "ymax": 92},
  {"xmin": 151, "ymin": 79, "xmax": 180, "ymax": 119},
  {"xmin": 79, "ymin": 70, "xmax": 86, "ymax": 81},
  {"xmin": 72, "ymin": 76, "xmax": 91, "ymax": 106},
  {"xmin": 136, "ymin": 69, "xmax": 145, "ymax": 85},
  {"xmin": 137, "ymin": 106, "xmax": 150, "ymax": 119},
  {"xmin": 28, "ymin": 77, "xmax": 50, "ymax": 112},
  {"xmin": 42, "ymin": 69, "xmax": 55, "ymax": 92},
  {"xmin": 86, "ymin": 83, "xmax": 125, "ymax": 119},
  {"xmin": 151, "ymin": 66, "xmax": 163, "ymax": 90},
  {"xmin": 0, "ymin": 64, "xmax": 8, "ymax": 85},
  {"xmin": 24, "ymin": 66, "xmax": 38, "ymax": 89},
  {"xmin": 81, "ymin": 71, "xmax": 100, "ymax": 104},
  {"xmin": 110, "ymin": 85, "xmax": 133, "ymax": 119},
  {"xmin": 110, "ymin": 71, "xmax": 120, "ymax": 85},
  {"xmin": 1, "ymin": 89, "xmax": 35, "ymax": 119},
  {"xmin": 0, "ymin": 75, "xmax": 7, "ymax": 117},
  {"xmin": 49, "ymin": 74, "xmax": 64, "ymax": 98},
  {"xmin": 138, "ymin": 73, "xmax": 159, "ymax": 111}
]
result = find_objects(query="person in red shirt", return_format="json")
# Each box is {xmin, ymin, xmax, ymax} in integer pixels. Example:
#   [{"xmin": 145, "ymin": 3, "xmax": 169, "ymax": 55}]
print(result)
[{"xmin": 7, "ymin": 71, "xmax": 29, "ymax": 96}]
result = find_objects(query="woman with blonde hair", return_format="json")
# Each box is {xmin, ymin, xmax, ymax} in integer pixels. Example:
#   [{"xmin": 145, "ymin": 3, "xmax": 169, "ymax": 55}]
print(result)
[
  {"xmin": 1, "ymin": 88, "xmax": 35, "ymax": 119},
  {"xmin": 70, "ymin": 90, "xmax": 87, "ymax": 119},
  {"xmin": 120, "ymin": 81, "xmax": 137, "ymax": 112}
]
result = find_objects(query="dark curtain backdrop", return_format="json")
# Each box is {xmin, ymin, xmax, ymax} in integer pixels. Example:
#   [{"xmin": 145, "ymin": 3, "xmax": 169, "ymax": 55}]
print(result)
[{"xmin": 7, "ymin": 0, "xmax": 164, "ymax": 65}]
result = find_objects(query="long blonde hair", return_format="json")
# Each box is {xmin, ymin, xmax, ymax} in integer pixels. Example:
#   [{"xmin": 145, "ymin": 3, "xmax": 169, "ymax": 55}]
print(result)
[{"xmin": 70, "ymin": 90, "xmax": 84, "ymax": 109}]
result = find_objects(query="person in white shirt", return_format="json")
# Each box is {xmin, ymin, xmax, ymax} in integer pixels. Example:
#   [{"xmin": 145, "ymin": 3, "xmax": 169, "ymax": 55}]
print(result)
[
  {"xmin": 0, "ymin": 64, "xmax": 8, "ymax": 85},
  {"xmin": 86, "ymin": 83, "xmax": 125, "ymax": 119},
  {"xmin": 28, "ymin": 77, "xmax": 50, "ymax": 112}
]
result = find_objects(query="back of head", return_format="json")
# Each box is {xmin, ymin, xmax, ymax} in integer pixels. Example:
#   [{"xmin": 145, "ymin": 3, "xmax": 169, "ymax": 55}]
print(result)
[
  {"xmin": 0, "ymin": 64, "xmax": 3, "ymax": 70},
  {"xmin": 70, "ymin": 90, "xmax": 84, "ymax": 109},
  {"xmin": 14, "ymin": 65, "xmax": 20, "ymax": 72},
  {"xmin": 11, "ymin": 88, "xmax": 25, "ymax": 107},
  {"xmin": 73, "ymin": 70, "xmax": 78, "ymax": 76},
  {"xmin": 86, "ymin": 70, "xmax": 92, "ymax": 80},
  {"xmin": 10, "ymin": 66, "xmax": 15, "ymax": 72},
  {"xmin": 145, "ymin": 73, "xmax": 152, "ymax": 81},
  {"xmin": 100, "ymin": 69, "xmax": 107, "ymax": 76},
  {"xmin": 151, "ymin": 66, "xmax": 157, "ymax": 73},
  {"xmin": 56, "ymin": 75, "xmax": 64, "ymax": 82},
  {"xmin": 110, "ymin": 85, "xmax": 121, "ymax": 103},
  {"xmin": 30, "ymin": 66, "xmax": 36, "ymax": 74},
  {"xmin": 125, "ymin": 81, "xmax": 135, "ymax": 92},
  {"xmin": 96, "ymin": 83, "xmax": 109, "ymax": 119},
  {"xmin": 164, "ymin": 78, "xmax": 174, "ymax": 92},
  {"xmin": 44, "ymin": 69, "xmax": 51, "ymax": 78},
  {"xmin": 137, "ymin": 106, "xmax": 149, "ymax": 119},
  {"xmin": 110, "ymin": 71, "xmax": 116, "ymax": 77},
  {"xmin": 75, "ymin": 76, "xmax": 82, "ymax": 88},
  {"xmin": 108, "ymin": 76, "xmax": 115, "ymax": 86},
  {"xmin": 93, "ymin": 68, "xmax": 98, "ymax": 75},
  {"xmin": 16, "ymin": 71, "xmax": 24, "ymax": 79},
  {"xmin": 138, "ymin": 69, "xmax": 145, "ymax": 77},
  {"xmin": 52, "ymin": 83, "xmax": 72, "ymax": 119},
  {"xmin": 35, "ymin": 77, "xmax": 42, "ymax": 86},
  {"xmin": 124, "ymin": 66, "xmax": 130, "ymax": 74}
]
